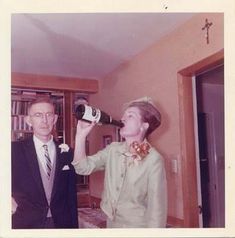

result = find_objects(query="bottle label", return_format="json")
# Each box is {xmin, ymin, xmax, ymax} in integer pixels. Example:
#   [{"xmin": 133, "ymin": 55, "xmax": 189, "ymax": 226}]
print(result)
[{"xmin": 83, "ymin": 105, "xmax": 101, "ymax": 123}]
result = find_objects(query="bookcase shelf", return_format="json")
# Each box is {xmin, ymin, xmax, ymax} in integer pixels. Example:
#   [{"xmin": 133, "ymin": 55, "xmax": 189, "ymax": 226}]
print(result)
[
  {"xmin": 11, "ymin": 88, "xmax": 65, "ymax": 143},
  {"xmin": 11, "ymin": 72, "xmax": 98, "ymax": 188}
]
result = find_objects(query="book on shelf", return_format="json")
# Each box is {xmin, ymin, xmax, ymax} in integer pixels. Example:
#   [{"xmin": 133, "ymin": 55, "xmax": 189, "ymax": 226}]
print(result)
[
  {"xmin": 12, "ymin": 131, "xmax": 33, "ymax": 141},
  {"xmin": 11, "ymin": 115, "xmax": 32, "ymax": 131},
  {"xmin": 22, "ymin": 91, "xmax": 36, "ymax": 95},
  {"xmin": 11, "ymin": 88, "xmax": 68, "ymax": 143},
  {"xmin": 56, "ymin": 116, "xmax": 64, "ymax": 132},
  {"xmin": 51, "ymin": 92, "xmax": 64, "ymax": 97},
  {"xmin": 11, "ymin": 100, "xmax": 31, "ymax": 115},
  {"xmin": 22, "ymin": 91, "xmax": 37, "ymax": 99},
  {"xmin": 54, "ymin": 98, "xmax": 63, "ymax": 116}
]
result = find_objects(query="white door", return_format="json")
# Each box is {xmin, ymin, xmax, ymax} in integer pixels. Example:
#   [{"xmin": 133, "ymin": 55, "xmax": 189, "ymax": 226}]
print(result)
[{"xmin": 192, "ymin": 76, "xmax": 203, "ymax": 227}]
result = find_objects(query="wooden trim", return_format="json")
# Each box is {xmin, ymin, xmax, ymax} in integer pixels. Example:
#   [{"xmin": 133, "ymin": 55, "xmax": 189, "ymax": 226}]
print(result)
[
  {"xmin": 167, "ymin": 216, "xmax": 184, "ymax": 228},
  {"xmin": 179, "ymin": 49, "xmax": 224, "ymax": 76},
  {"xmin": 177, "ymin": 75, "xmax": 199, "ymax": 227},
  {"xmin": 77, "ymin": 191, "xmax": 90, "ymax": 208},
  {"xmin": 64, "ymin": 92, "xmax": 73, "ymax": 145},
  {"xmin": 12, "ymin": 72, "xmax": 99, "ymax": 93},
  {"xmin": 177, "ymin": 49, "xmax": 224, "ymax": 227}
]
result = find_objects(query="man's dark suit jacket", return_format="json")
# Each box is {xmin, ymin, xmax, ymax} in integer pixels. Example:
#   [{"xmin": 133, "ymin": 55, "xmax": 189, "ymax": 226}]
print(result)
[{"xmin": 11, "ymin": 137, "xmax": 78, "ymax": 229}]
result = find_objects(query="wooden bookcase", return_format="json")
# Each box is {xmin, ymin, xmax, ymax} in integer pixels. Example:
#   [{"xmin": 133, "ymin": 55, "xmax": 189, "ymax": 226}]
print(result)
[
  {"xmin": 11, "ymin": 89, "xmax": 65, "ymax": 143},
  {"xmin": 11, "ymin": 72, "xmax": 98, "ymax": 192},
  {"xmin": 11, "ymin": 72, "xmax": 98, "ymax": 146}
]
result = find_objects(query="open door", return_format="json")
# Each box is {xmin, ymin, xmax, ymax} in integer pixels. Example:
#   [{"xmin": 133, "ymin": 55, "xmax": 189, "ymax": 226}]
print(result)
[
  {"xmin": 177, "ymin": 49, "xmax": 224, "ymax": 227},
  {"xmin": 195, "ymin": 65, "xmax": 224, "ymax": 227}
]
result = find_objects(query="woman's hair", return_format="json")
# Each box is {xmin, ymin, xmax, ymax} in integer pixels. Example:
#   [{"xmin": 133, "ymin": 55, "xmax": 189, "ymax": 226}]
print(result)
[{"xmin": 128, "ymin": 101, "xmax": 161, "ymax": 137}]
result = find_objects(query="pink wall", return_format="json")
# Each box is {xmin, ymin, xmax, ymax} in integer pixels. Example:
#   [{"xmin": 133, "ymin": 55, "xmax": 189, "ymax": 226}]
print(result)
[{"xmin": 88, "ymin": 13, "xmax": 224, "ymax": 220}]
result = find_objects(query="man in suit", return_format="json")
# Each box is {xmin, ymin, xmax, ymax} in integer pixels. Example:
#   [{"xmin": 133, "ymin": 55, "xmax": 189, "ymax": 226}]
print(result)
[{"xmin": 11, "ymin": 97, "xmax": 78, "ymax": 229}]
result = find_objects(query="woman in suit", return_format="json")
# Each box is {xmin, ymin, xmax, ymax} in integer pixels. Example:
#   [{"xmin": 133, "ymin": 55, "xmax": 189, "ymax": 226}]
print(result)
[
  {"xmin": 72, "ymin": 97, "xmax": 167, "ymax": 228},
  {"xmin": 12, "ymin": 97, "xmax": 78, "ymax": 229}
]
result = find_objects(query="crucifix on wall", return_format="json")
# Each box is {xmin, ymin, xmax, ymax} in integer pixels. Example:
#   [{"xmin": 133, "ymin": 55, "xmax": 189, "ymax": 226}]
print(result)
[{"xmin": 202, "ymin": 18, "xmax": 213, "ymax": 44}]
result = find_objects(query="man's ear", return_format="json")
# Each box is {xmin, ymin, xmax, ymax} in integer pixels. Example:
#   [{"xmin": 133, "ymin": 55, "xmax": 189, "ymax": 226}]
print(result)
[
  {"xmin": 53, "ymin": 114, "xmax": 58, "ymax": 125},
  {"xmin": 25, "ymin": 115, "xmax": 32, "ymax": 127}
]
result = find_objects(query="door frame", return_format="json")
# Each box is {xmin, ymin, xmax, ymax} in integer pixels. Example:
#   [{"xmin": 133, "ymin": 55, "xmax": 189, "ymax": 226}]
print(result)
[
  {"xmin": 204, "ymin": 112, "xmax": 219, "ymax": 227},
  {"xmin": 177, "ymin": 49, "xmax": 224, "ymax": 227}
]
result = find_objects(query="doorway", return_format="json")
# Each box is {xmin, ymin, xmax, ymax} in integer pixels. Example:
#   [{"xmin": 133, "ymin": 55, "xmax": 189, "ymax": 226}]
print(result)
[
  {"xmin": 195, "ymin": 65, "xmax": 224, "ymax": 227},
  {"xmin": 177, "ymin": 49, "xmax": 224, "ymax": 227}
]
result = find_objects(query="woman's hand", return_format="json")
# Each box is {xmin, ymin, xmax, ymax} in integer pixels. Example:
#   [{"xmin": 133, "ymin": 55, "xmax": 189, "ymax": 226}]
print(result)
[
  {"xmin": 75, "ymin": 120, "xmax": 96, "ymax": 139},
  {"xmin": 73, "ymin": 120, "xmax": 96, "ymax": 164}
]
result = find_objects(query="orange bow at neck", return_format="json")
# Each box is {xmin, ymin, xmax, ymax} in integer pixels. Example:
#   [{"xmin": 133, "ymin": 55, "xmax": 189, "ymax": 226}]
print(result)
[{"xmin": 130, "ymin": 141, "xmax": 150, "ymax": 160}]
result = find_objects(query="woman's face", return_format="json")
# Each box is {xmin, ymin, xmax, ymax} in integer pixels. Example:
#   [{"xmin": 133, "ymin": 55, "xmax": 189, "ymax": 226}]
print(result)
[{"xmin": 120, "ymin": 106, "xmax": 145, "ymax": 139}]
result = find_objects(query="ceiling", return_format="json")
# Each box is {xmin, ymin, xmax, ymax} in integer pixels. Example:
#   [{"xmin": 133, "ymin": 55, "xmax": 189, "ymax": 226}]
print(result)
[{"xmin": 11, "ymin": 13, "xmax": 195, "ymax": 80}]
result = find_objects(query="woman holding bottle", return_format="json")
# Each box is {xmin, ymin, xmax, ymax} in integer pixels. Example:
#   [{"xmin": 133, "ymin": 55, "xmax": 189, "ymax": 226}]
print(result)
[{"xmin": 72, "ymin": 97, "xmax": 167, "ymax": 228}]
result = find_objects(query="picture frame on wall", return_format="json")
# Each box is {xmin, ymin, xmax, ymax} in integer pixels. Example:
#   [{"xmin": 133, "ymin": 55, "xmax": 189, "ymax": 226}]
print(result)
[{"xmin": 103, "ymin": 135, "xmax": 112, "ymax": 148}]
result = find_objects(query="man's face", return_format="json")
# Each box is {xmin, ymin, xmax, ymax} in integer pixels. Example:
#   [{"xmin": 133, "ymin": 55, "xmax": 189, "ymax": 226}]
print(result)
[{"xmin": 26, "ymin": 102, "xmax": 58, "ymax": 141}]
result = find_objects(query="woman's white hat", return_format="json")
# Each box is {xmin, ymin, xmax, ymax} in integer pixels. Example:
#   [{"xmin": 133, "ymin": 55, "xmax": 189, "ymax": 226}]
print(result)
[
  {"xmin": 124, "ymin": 96, "xmax": 160, "ymax": 121},
  {"xmin": 124, "ymin": 96, "xmax": 161, "ymax": 132}
]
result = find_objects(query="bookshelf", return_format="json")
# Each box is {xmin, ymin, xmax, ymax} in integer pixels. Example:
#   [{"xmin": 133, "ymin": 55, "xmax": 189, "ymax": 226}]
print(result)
[
  {"xmin": 11, "ymin": 89, "xmax": 65, "ymax": 143},
  {"xmin": 11, "ymin": 72, "xmax": 98, "ymax": 189}
]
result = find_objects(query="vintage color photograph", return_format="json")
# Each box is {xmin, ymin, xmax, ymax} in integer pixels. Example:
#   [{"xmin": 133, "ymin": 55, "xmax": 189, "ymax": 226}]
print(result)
[{"xmin": 1, "ymin": 1, "xmax": 235, "ymax": 238}]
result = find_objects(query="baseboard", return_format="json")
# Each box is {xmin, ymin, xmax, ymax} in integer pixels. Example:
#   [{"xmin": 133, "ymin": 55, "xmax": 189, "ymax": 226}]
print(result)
[{"xmin": 167, "ymin": 216, "xmax": 184, "ymax": 227}]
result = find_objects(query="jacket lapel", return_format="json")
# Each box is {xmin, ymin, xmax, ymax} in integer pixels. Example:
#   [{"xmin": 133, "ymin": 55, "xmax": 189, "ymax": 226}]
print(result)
[
  {"xmin": 24, "ymin": 138, "xmax": 47, "ymax": 203},
  {"xmin": 51, "ymin": 142, "xmax": 62, "ymax": 200}
]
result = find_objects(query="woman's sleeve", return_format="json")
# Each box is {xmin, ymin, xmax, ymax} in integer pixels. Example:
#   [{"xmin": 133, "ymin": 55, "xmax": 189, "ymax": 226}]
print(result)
[
  {"xmin": 72, "ymin": 143, "xmax": 111, "ymax": 175},
  {"xmin": 146, "ymin": 154, "xmax": 168, "ymax": 227}
]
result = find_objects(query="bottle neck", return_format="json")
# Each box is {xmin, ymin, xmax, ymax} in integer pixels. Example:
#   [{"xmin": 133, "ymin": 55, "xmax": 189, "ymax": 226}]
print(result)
[{"xmin": 111, "ymin": 119, "xmax": 124, "ymax": 127}]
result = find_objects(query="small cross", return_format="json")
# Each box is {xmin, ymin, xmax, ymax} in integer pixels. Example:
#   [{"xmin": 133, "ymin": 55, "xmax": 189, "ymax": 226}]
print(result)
[{"xmin": 202, "ymin": 18, "xmax": 213, "ymax": 44}]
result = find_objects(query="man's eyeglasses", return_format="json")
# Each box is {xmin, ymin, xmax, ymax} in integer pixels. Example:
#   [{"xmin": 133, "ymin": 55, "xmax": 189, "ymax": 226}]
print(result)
[{"xmin": 30, "ymin": 112, "xmax": 55, "ymax": 119}]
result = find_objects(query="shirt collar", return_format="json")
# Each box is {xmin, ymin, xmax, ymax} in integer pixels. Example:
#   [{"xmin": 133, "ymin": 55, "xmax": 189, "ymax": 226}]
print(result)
[{"xmin": 33, "ymin": 135, "xmax": 54, "ymax": 150}]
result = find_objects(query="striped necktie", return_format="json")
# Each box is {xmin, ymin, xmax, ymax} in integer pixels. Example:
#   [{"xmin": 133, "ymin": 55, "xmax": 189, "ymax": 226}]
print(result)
[{"xmin": 43, "ymin": 144, "xmax": 52, "ymax": 179}]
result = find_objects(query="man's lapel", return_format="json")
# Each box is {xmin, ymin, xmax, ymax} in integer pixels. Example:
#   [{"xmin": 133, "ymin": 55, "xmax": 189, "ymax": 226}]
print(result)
[
  {"xmin": 51, "ymin": 142, "xmax": 63, "ymax": 200},
  {"xmin": 24, "ymin": 138, "xmax": 47, "ymax": 202}
]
